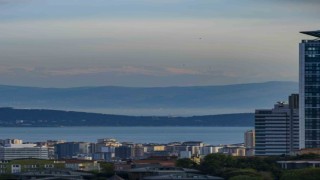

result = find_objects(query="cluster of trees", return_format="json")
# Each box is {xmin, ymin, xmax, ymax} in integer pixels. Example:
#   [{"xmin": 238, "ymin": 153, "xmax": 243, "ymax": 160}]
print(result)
[{"xmin": 176, "ymin": 153, "xmax": 320, "ymax": 180}]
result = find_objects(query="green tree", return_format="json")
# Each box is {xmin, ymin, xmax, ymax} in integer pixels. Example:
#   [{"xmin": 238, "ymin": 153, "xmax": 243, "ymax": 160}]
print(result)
[
  {"xmin": 280, "ymin": 168, "xmax": 320, "ymax": 180},
  {"xmin": 100, "ymin": 162, "xmax": 114, "ymax": 175},
  {"xmin": 199, "ymin": 153, "xmax": 235, "ymax": 175},
  {"xmin": 229, "ymin": 175, "xmax": 263, "ymax": 180},
  {"xmin": 176, "ymin": 158, "xmax": 197, "ymax": 168}
]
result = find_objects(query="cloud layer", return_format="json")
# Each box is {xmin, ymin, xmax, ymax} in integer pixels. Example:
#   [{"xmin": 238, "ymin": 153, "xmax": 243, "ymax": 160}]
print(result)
[{"xmin": 0, "ymin": 0, "xmax": 318, "ymax": 87}]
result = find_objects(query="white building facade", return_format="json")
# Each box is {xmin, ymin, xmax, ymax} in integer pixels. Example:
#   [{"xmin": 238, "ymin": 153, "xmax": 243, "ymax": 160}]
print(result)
[
  {"xmin": 255, "ymin": 94, "xmax": 299, "ymax": 156},
  {"xmin": 0, "ymin": 144, "xmax": 48, "ymax": 160}
]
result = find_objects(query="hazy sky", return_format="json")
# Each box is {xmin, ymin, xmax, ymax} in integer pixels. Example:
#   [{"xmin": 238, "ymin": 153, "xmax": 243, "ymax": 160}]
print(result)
[{"xmin": 0, "ymin": 0, "xmax": 319, "ymax": 87}]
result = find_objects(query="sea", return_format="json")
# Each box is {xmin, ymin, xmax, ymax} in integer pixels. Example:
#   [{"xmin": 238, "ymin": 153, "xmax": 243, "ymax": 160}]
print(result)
[{"xmin": 0, "ymin": 127, "xmax": 252, "ymax": 145}]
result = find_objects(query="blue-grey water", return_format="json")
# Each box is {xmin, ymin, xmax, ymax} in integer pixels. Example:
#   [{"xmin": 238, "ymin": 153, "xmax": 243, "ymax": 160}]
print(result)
[{"xmin": 0, "ymin": 127, "xmax": 252, "ymax": 145}]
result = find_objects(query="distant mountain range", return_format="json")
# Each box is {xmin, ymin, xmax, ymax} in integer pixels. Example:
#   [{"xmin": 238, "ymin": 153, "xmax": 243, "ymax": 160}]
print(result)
[
  {"xmin": 0, "ymin": 107, "xmax": 253, "ymax": 127},
  {"xmin": 0, "ymin": 81, "xmax": 298, "ymax": 115}
]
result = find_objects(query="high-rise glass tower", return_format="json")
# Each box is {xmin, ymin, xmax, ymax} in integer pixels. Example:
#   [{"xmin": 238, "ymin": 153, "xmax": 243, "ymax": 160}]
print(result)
[{"xmin": 299, "ymin": 30, "xmax": 320, "ymax": 149}]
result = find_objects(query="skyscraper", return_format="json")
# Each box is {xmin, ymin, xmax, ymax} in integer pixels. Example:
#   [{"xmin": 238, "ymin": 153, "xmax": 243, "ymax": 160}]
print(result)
[
  {"xmin": 255, "ymin": 94, "xmax": 299, "ymax": 156},
  {"xmin": 299, "ymin": 30, "xmax": 320, "ymax": 149}
]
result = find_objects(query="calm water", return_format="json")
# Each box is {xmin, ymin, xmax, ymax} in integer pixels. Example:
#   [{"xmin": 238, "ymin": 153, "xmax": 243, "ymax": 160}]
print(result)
[{"xmin": 0, "ymin": 127, "xmax": 252, "ymax": 145}]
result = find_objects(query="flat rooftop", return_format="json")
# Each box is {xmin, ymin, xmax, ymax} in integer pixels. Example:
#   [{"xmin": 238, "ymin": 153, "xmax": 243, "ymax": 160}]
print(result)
[{"xmin": 300, "ymin": 30, "xmax": 320, "ymax": 38}]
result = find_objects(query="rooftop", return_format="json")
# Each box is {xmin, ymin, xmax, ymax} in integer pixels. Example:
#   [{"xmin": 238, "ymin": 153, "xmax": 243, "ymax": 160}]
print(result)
[
  {"xmin": 300, "ymin": 30, "xmax": 320, "ymax": 38},
  {"xmin": 144, "ymin": 173, "xmax": 223, "ymax": 180}
]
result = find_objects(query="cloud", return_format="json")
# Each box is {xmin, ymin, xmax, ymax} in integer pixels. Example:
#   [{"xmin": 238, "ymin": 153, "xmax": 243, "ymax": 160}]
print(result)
[
  {"xmin": 0, "ymin": 0, "xmax": 30, "ymax": 5},
  {"xmin": 165, "ymin": 67, "xmax": 200, "ymax": 75},
  {"xmin": 0, "ymin": 65, "xmax": 203, "ymax": 77}
]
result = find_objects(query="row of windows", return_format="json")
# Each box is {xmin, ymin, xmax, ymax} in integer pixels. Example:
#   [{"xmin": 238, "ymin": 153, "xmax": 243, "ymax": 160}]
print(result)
[
  {"xmin": 306, "ymin": 57, "xmax": 320, "ymax": 62},
  {"xmin": 306, "ymin": 45, "xmax": 320, "ymax": 48},
  {"xmin": 305, "ymin": 63, "xmax": 320, "ymax": 67},
  {"xmin": 306, "ymin": 130, "xmax": 320, "ymax": 133},
  {"xmin": 306, "ymin": 50, "xmax": 320, "ymax": 54},
  {"xmin": 306, "ymin": 116, "xmax": 320, "ymax": 119},
  {"xmin": 305, "ymin": 82, "xmax": 320, "ymax": 86},
  {"xmin": 306, "ymin": 122, "xmax": 320, "ymax": 126},
  {"xmin": 306, "ymin": 127, "xmax": 320, "ymax": 130},
  {"xmin": 306, "ymin": 97, "xmax": 320, "ymax": 101},
  {"xmin": 307, "ymin": 47, "xmax": 318, "ymax": 50},
  {"xmin": 305, "ymin": 78, "xmax": 320, "ymax": 82},
  {"xmin": 305, "ymin": 68, "xmax": 320, "ymax": 71},
  {"xmin": 306, "ymin": 55, "xmax": 319, "ymax": 58},
  {"xmin": 305, "ymin": 109, "xmax": 320, "ymax": 113},
  {"xmin": 304, "ymin": 93, "xmax": 320, "ymax": 97},
  {"xmin": 305, "ymin": 75, "xmax": 320, "ymax": 79},
  {"xmin": 305, "ymin": 99, "xmax": 320, "ymax": 103},
  {"xmin": 306, "ymin": 141, "xmax": 320, "ymax": 148}
]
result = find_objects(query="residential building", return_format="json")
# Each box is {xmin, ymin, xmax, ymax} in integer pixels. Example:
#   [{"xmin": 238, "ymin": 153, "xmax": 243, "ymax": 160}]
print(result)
[
  {"xmin": 179, "ymin": 151, "xmax": 192, "ymax": 159},
  {"xmin": 299, "ymin": 30, "xmax": 320, "ymax": 148},
  {"xmin": 200, "ymin": 146, "xmax": 223, "ymax": 156},
  {"xmin": 220, "ymin": 146, "xmax": 246, "ymax": 157},
  {"xmin": 255, "ymin": 94, "xmax": 299, "ymax": 156}
]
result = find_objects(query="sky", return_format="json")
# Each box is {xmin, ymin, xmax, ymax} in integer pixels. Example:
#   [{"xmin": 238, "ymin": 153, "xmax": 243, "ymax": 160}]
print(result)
[{"xmin": 0, "ymin": 0, "xmax": 319, "ymax": 87}]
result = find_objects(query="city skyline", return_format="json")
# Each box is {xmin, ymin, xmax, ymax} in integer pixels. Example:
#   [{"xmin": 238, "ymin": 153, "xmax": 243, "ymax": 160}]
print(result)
[{"xmin": 0, "ymin": 0, "xmax": 319, "ymax": 87}]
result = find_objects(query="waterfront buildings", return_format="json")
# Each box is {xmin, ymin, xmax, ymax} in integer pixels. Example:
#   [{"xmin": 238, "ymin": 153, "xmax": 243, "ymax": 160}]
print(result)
[
  {"xmin": 299, "ymin": 30, "xmax": 320, "ymax": 149},
  {"xmin": 0, "ymin": 139, "xmax": 23, "ymax": 146},
  {"xmin": 255, "ymin": 94, "xmax": 299, "ymax": 156},
  {"xmin": 55, "ymin": 142, "xmax": 91, "ymax": 159},
  {"xmin": 0, "ymin": 143, "xmax": 48, "ymax": 160},
  {"xmin": 115, "ymin": 144, "xmax": 135, "ymax": 160}
]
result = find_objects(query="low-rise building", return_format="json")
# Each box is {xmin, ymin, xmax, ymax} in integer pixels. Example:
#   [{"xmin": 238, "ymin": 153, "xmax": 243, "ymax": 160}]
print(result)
[
  {"xmin": 0, "ymin": 159, "xmax": 65, "ymax": 174},
  {"xmin": 220, "ymin": 146, "xmax": 246, "ymax": 157},
  {"xmin": 200, "ymin": 146, "xmax": 223, "ymax": 156},
  {"xmin": 144, "ymin": 173, "xmax": 223, "ymax": 180},
  {"xmin": 127, "ymin": 166, "xmax": 199, "ymax": 180},
  {"xmin": 277, "ymin": 160, "xmax": 320, "ymax": 169},
  {"xmin": 64, "ymin": 159, "xmax": 101, "ymax": 172}
]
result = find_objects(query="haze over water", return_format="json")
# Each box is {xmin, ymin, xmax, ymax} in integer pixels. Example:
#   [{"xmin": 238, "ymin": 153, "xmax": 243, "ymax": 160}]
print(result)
[{"xmin": 0, "ymin": 127, "xmax": 251, "ymax": 145}]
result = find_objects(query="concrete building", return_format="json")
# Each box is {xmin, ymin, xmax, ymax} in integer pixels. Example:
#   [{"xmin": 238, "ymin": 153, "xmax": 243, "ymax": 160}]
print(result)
[
  {"xmin": 220, "ymin": 146, "xmax": 246, "ymax": 157},
  {"xmin": 179, "ymin": 151, "xmax": 192, "ymax": 159},
  {"xmin": 55, "ymin": 142, "xmax": 90, "ymax": 159},
  {"xmin": 255, "ymin": 94, "xmax": 299, "ymax": 156},
  {"xmin": 182, "ymin": 142, "xmax": 204, "ymax": 156},
  {"xmin": 278, "ymin": 160, "xmax": 320, "ymax": 170},
  {"xmin": 244, "ymin": 130, "xmax": 255, "ymax": 156},
  {"xmin": 0, "ymin": 144, "xmax": 48, "ymax": 160},
  {"xmin": 0, "ymin": 159, "xmax": 65, "ymax": 174},
  {"xmin": 115, "ymin": 145, "xmax": 134, "ymax": 160},
  {"xmin": 64, "ymin": 159, "xmax": 101, "ymax": 172},
  {"xmin": 127, "ymin": 166, "xmax": 200, "ymax": 180},
  {"xmin": 299, "ymin": 30, "xmax": 320, "ymax": 149},
  {"xmin": 0, "ymin": 139, "xmax": 23, "ymax": 146},
  {"xmin": 144, "ymin": 173, "xmax": 223, "ymax": 180},
  {"xmin": 200, "ymin": 146, "xmax": 223, "ymax": 156}
]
